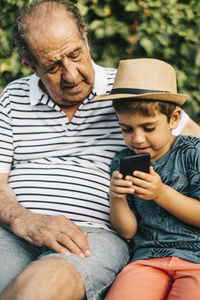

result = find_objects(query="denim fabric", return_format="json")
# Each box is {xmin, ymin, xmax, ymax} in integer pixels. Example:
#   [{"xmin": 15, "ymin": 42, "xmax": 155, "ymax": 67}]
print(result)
[{"xmin": 0, "ymin": 226, "xmax": 130, "ymax": 299}]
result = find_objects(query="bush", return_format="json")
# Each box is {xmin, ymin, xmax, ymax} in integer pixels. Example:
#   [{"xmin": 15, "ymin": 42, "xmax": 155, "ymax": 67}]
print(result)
[{"xmin": 0, "ymin": 0, "xmax": 200, "ymax": 122}]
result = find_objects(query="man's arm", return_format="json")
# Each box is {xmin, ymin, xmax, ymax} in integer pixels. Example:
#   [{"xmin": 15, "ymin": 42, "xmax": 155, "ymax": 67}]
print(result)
[
  {"xmin": 181, "ymin": 118, "xmax": 200, "ymax": 137},
  {"xmin": 0, "ymin": 174, "xmax": 90, "ymax": 257},
  {"xmin": 174, "ymin": 109, "xmax": 200, "ymax": 137}
]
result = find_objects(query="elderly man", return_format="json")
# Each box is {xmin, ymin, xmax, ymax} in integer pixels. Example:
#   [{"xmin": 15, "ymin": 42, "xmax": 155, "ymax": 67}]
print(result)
[{"xmin": 0, "ymin": 1, "xmax": 199, "ymax": 299}]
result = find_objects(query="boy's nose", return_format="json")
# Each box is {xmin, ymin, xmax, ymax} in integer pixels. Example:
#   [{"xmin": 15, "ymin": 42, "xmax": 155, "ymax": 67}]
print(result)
[{"xmin": 133, "ymin": 131, "xmax": 145, "ymax": 144}]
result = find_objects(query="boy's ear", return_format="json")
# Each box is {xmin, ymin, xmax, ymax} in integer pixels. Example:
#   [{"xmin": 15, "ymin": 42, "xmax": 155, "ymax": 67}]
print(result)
[{"xmin": 170, "ymin": 107, "xmax": 182, "ymax": 130}]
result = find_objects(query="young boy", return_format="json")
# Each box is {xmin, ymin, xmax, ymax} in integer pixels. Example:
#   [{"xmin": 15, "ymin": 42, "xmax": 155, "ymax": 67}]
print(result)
[{"xmin": 95, "ymin": 58, "xmax": 200, "ymax": 300}]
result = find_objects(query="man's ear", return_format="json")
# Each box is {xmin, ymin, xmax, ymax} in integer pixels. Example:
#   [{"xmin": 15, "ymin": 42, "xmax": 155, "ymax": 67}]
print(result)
[
  {"xmin": 170, "ymin": 107, "xmax": 182, "ymax": 130},
  {"xmin": 82, "ymin": 32, "xmax": 90, "ymax": 50},
  {"xmin": 22, "ymin": 59, "xmax": 39, "ymax": 76}
]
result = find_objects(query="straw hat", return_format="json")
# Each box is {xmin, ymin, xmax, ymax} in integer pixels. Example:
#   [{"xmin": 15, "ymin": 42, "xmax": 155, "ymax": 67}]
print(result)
[{"xmin": 95, "ymin": 58, "xmax": 188, "ymax": 105}]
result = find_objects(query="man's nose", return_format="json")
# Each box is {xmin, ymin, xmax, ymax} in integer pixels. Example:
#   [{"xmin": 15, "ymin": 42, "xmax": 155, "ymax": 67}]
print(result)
[{"xmin": 61, "ymin": 57, "xmax": 79, "ymax": 84}]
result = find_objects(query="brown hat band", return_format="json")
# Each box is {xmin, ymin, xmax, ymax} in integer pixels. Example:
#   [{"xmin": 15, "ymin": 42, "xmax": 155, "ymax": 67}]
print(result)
[{"xmin": 110, "ymin": 88, "xmax": 171, "ymax": 95}]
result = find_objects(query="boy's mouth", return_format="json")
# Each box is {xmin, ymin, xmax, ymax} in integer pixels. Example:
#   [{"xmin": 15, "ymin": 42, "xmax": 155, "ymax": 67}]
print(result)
[{"xmin": 134, "ymin": 147, "xmax": 150, "ymax": 153}]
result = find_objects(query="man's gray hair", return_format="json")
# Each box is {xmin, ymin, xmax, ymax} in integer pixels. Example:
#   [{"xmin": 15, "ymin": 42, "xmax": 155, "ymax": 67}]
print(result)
[{"xmin": 14, "ymin": 0, "xmax": 87, "ymax": 63}]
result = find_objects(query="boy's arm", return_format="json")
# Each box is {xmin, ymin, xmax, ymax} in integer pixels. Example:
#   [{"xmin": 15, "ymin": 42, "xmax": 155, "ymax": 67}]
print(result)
[
  {"xmin": 132, "ymin": 167, "xmax": 200, "ymax": 227},
  {"xmin": 154, "ymin": 184, "xmax": 200, "ymax": 227},
  {"xmin": 110, "ymin": 171, "xmax": 137, "ymax": 239}
]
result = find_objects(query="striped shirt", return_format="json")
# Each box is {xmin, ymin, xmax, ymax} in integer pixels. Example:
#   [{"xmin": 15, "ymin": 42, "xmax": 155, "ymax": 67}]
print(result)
[{"xmin": 0, "ymin": 62, "xmax": 125, "ymax": 230}]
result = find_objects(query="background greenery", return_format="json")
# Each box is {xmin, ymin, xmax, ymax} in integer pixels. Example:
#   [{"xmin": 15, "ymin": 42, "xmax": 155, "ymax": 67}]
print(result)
[{"xmin": 0, "ymin": 0, "xmax": 200, "ymax": 122}]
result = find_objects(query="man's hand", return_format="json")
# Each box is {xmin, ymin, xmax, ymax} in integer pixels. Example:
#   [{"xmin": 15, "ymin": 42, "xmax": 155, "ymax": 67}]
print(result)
[
  {"xmin": 12, "ymin": 212, "xmax": 91, "ymax": 258},
  {"xmin": 0, "ymin": 181, "xmax": 90, "ymax": 258}
]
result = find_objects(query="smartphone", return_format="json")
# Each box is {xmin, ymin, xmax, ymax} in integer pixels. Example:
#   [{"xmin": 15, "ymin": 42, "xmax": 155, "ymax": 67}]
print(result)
[{"xmin": 120, "ymin": 153, "xmax": 150, "ymax": 178}]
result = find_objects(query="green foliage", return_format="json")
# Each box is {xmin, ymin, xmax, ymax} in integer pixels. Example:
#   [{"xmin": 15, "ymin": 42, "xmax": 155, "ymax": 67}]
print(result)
[
  {"xmin": 0, "ymin": 0, "xmax": 33, "ymax": 90},
  {"xmin": 0, "ymin": 0, "xmax": 200, "ymax": 122}
]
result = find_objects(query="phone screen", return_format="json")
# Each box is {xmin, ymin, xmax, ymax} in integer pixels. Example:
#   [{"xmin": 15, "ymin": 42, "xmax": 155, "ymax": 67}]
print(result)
[{"xmin": 120, "ymin": 153, "xmax": 150, "ymax": 178}]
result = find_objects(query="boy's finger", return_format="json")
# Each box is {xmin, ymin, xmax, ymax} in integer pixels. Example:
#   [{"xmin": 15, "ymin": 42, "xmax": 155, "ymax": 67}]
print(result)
[{"xmin": 133, "ymin": 170, "xmax": 152, "ymax": 181}]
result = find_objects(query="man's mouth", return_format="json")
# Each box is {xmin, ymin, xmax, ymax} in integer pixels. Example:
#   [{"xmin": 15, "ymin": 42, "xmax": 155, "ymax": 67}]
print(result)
[
  {"xmin": 63, "ymin": 83, "xmax": 81, "ymax": 90},
  {"xmin": 62, "ymin": 84, "xmax": 83, "ymax": 97}
]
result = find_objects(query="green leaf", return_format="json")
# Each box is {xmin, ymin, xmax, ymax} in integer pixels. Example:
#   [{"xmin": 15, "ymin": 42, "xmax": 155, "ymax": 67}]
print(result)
[
  {"xmin": 195, "ymin": 48, "xmax": 200, "ymax": 67},
  {"xmin": 140, "ymin": 37, "xmax": 154, "ymax": 55},
  {"xmin": 125, "ymin": 2, "xmax": 139, "ymax": 12}
]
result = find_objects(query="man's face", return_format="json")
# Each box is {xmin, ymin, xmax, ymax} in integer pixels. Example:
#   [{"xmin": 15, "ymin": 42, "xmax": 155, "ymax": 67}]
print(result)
[{"xmin": 25, "ymin": 12, "xmax": 95, "ymax": 108}]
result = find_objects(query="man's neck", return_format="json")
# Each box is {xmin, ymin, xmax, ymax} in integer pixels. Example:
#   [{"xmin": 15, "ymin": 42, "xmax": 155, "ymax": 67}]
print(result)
[{"xmin": 60, "ymin": 105, "xmax": 80, "ymax": 122}]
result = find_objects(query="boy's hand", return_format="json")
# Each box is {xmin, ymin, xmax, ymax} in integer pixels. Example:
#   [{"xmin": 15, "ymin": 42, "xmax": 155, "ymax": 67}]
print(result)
[
  {"xmin": 110, "ymin": 171, "xmax": 134, "ymax": 201},
  {"xmin": 127, "ymin": 166, "xmax": 164, "ymax": 200}
]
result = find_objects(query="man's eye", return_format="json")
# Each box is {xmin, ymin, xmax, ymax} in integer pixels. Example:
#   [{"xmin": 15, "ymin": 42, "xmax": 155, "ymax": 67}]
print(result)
[
  {"xmin": 71, "ymin": 52, "xmax": 79, "ymax": 58},
  {"xmin": 47, "ymin": 64, "xmax": 60, "ymax": 74},
  {"xmin": 69, "ymin": 50, "xmax": 81, "ymax": 60}
]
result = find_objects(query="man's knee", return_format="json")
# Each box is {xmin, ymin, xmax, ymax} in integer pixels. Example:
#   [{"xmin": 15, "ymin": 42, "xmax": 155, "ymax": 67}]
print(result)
[
  {"xmin": 0, "ymin": 257, "xmax": 86, "ymax": 300},
  {"xmin": 0, "ymin": 227, "xmax": 36, "ymax": 293}
]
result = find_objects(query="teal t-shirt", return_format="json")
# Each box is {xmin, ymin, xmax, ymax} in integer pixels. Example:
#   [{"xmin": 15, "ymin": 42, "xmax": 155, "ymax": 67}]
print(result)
[{"xmin": 110, "ymin": 135, "xmax": 200, "ymax": 263}]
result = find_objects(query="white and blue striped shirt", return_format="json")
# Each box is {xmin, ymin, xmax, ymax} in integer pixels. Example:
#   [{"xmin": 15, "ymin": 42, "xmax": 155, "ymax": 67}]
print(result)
[{"xmin": 0, "ymin": 63, "xmax": 125, "ymax": 230}]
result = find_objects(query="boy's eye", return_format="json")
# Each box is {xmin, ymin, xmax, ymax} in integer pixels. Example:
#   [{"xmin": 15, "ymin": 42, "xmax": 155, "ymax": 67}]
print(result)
[
  {"xmin": 121, "ymin": 127, "xmax": 133, "ymax": 133},
  {"xmin": 144, "ymin": 127, "xmax": 155, "ymax": 132}
]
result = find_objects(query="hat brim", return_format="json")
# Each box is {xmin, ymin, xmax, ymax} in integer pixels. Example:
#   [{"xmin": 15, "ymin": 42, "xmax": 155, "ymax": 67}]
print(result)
[{"xmin": 94, "ymin": 92, "xmax": 188, "ymax": 106}]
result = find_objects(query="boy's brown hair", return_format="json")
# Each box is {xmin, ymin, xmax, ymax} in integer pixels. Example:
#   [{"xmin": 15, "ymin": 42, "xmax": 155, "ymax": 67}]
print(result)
[{"xmin": 113, "ymin": 98, "xmax": 176, "ymax": 122}]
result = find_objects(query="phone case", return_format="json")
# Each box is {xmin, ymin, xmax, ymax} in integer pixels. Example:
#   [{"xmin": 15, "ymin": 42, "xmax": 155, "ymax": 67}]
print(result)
[{"xmin": 120, "ymin": 153, "xmax": 150, "ymax": 178}]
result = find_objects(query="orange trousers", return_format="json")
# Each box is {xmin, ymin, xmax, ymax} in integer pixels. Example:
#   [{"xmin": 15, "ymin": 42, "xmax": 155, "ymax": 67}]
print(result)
[{"xmin": 105, "ymin": 257, "xmax": 200, "ymax": 300}]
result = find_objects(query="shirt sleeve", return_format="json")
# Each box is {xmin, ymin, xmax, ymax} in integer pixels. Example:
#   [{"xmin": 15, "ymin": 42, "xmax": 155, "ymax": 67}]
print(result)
[
  {"xmin": 110, "ymin": 152, "xmax": 121, "ymax": 176},
  {"xmin": 0, "ymin": 89, "xmax": 14, "ymax": 173}
]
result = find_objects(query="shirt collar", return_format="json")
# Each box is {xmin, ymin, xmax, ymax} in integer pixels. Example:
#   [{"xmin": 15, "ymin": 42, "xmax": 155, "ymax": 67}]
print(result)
[
  {"xmin": 92, "ymin": 61, "xmax": 109, "ymax": 95},
  {"xmin": 29, "ymin": 74, "xmax": 47, "ymax": 106}
]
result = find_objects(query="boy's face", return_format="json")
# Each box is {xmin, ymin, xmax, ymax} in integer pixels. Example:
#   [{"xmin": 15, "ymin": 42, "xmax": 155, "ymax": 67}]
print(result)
[{"xmin": 117, "ymin": 108, "xmax": 181, "ymax": 162}]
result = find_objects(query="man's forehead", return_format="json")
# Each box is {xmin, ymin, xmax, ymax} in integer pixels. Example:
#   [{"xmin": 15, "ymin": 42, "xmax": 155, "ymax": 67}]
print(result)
[
  {"xmin": 27, "ymin": 6, "xmax": 76, "ymax": 34},
  {"xmin": 40, "ymin": 44, "xmax": 83, "ymax": 68},
  {"xmin": 27, "ymin": 12, "xmax": 82, "ymax": 60}
]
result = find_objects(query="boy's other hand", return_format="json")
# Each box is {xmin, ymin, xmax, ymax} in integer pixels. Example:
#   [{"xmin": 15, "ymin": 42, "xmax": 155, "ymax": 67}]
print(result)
[
  {"xmin": 110, "ymin": 171, "xmax": 134, "ymax": 201},
  {"xmin": 130, "ymin": 166, "xmax": 163, "ymax": 200}
]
